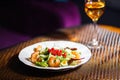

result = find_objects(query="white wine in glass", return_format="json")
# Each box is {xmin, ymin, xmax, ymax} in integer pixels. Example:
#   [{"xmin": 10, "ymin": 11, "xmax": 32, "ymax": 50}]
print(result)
[{"xmin": 85, "ymin": 0, "xmax": 105, "ymax": 48}]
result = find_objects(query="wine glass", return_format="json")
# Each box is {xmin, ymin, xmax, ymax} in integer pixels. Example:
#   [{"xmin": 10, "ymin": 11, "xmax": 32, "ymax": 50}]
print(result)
[{"xmin": 84, "ymin": 0, "xmax": 105, "ymax": 48}]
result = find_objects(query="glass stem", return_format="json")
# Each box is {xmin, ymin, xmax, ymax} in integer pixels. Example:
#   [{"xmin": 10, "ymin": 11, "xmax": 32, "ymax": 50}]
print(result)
[{"xmin": 92, "ymin": 21, "xmax": 98, "ymax": 45}]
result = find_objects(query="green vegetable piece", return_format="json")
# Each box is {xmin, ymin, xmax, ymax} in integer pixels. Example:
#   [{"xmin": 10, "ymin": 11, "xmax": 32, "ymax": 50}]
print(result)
[
  {"xmin": 35, "ymin": 61, "xmax": 48, "ymax": 67},
  {"xmin": 40, "ymin": 48, "xmax": 49, "ymax": 55},
  {"xmin": 43, "ymin": 48, "xmax": 49, "ymax": 55}
]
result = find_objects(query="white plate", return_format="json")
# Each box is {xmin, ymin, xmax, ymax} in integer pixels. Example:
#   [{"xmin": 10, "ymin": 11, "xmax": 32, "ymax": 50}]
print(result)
[{"xmin": 18, "ymin": 40, "xmax": 92, "ymax": 71}]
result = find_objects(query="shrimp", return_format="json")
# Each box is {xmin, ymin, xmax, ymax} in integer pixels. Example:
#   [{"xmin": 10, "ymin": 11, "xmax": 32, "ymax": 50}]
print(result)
[
  {"xmin": 30, "ymin": 45, "xmax": 42, "ymax": 63},
  {"xmin": 71, "ymin": 51, "xmax": 80, "ymax": 59},
  {"xmin": 48, "ymin": 56, "xmax": 60, "ymax": 67},
  {"xmin": 30, "ymin": 52, "xmax": 39, "ymax": 63},
  {"xmin": 34, "ymin": 45, "xmax": 42, "ymax": 52}
]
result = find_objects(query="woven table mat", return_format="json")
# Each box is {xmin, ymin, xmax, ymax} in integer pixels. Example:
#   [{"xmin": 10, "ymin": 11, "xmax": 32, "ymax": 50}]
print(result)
[{"xmin": 0, "ymin": 25, "xmax": 120, "ymax": 80}]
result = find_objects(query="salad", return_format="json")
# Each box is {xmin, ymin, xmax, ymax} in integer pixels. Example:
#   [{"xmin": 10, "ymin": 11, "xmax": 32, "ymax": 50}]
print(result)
[{"xmin": 29, "ymin": 45, "xmax": 83, "ymax": 67}]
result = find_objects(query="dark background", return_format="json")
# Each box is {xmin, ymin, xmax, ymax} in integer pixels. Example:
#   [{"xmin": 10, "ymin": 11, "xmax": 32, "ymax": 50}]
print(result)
[
  {"xmin": 74, "ymin": 0, "xmax": 120, "ymax": 28},
  {"xmin": 1, "ymin": 0, "xmax": 120, "ymax": 28}
]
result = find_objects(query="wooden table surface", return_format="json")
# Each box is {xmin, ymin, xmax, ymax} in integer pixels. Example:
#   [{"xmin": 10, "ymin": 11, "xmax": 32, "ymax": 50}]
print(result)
[{"xmin": 0, "ymin": 24, "xmax": 120, "ymax": 80}]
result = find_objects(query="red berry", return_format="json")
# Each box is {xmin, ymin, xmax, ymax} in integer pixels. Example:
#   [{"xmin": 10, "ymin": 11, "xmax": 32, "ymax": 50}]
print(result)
[
  {"xmin": 48, "ymin": 49, "xmax": 51, "ymax": 53},
  {"xmin": 62, "ymin": 53, "xmax": 66, "ymax": 58}
]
